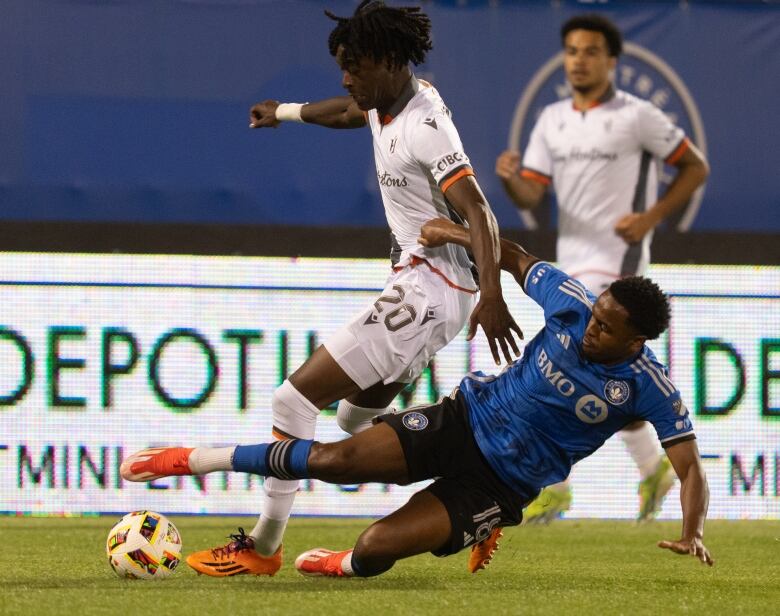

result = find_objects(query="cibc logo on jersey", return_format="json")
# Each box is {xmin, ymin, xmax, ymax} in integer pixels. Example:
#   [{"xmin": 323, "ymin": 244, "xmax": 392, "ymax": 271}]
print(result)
[
  {"xmin": 508, "ymin": 42, "xmax": 707, "ymax": 232},
  {"xmin": 435, "ymin": 151, "xmax": 464, "ymax": 173}
]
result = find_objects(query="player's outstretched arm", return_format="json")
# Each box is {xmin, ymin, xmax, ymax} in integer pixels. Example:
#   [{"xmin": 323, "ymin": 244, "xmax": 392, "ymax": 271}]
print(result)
[
  {"xmin": 249, "ymin": 97, "xmax": 366, "ymax": 130},
  {"xmin": 439, "ymin": 178, "xmax": 524, "ymax": 364},
  {"xmin": 418, "ymin": 218, "xmax": 539, "ymax": 291},
  {"xmin": 657, "ymin": 439, "xmax": 714, "ymax": 566}
]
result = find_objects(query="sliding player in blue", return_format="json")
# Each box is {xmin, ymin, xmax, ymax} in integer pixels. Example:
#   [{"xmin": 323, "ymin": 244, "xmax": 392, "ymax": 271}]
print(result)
[{"xmin": 122, "ymin": 218, "xmax": 713, "ymax": 576}]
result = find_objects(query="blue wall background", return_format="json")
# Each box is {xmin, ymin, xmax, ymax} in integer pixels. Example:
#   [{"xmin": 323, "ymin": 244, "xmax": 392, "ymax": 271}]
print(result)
[{"xmin": 1, "ymin": 0, "xmax": 778, "ymax": 231}]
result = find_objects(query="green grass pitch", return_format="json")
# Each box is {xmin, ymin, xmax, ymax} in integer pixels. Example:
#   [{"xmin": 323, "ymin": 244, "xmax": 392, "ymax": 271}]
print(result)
[{"xmin": 1, "ymin": 516, "xmax": 778, "ymax": 615}]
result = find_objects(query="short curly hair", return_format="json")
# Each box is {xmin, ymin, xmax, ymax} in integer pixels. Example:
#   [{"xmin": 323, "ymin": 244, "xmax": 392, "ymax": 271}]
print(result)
[
  {"xmin": 561, "ymin": 14, "xmax": 623, "ymax": 57},
  {"xmin": 609, "ymin": 277, "xmax": 671, "ymax": 340}
]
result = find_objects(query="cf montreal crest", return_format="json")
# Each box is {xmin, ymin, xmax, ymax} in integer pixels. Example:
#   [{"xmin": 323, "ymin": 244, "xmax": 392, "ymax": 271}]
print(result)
[
  {"xmin": 508, "ymin": 42, "xmax": 707, "ymax": 231},
  {"xmin": 402, "ymin": 411, "xmax": 429, "ymax": 431},
  {"xmin": 604, "ymin": 380, "xmax": 630, "ymax": 406}
]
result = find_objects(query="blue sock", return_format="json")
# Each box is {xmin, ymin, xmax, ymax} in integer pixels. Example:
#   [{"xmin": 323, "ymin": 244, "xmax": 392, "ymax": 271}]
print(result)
[{"xmin": 232, "ymin": 439, "xmax": 314, "ymax": 479}]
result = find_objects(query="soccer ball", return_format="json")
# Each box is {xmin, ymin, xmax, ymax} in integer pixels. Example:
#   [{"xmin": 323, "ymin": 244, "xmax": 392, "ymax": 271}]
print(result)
[{"xmin": 106, "ymin": 510, "xmax": 182, "ymax": 580}]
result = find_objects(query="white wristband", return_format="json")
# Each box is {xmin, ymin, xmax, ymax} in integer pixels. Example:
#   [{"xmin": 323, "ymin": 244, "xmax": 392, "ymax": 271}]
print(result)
[{"xmin": 275, "ymin": 102, "xmax": 306, "ymax": 123}]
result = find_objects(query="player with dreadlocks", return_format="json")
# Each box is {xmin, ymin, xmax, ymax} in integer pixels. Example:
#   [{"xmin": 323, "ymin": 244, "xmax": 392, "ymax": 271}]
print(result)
[{"xmin": 182, "ymin": 1, "xmax": 522, "ymax": 577}]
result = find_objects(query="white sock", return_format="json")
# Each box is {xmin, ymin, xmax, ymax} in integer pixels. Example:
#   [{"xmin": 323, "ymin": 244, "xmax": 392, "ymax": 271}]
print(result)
[
  {"xmin": 253, "ymin": 379, "xmax": 319, "ymax": 555},
  {"xmin": 188, "ymin": 446, "xmax": 236, "ymax": 474},
  {"xmin": 340, "ymin": 550, "xmax": 355, "ymax": 577},
  {"xmin": 250, "ymin": 514, "xmax": 290, "ymax": 556},
  {"xmin": 336, "ymin": 399, "xmax": 393, "ymax": 435},
  {"xmin": 620, "ymin": 422, "xmax": 661, "ymax": 479}
]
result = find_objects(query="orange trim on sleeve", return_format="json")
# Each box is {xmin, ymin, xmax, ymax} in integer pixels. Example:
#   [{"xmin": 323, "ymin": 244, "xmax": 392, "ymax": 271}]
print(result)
[
  {"xmin": 665, "ymin": 137, "xmax": 690, "ymax": 165},
  {"xmin": 440, "ymin": 168, "xmax": 475, "ymax": 193},
  {"xmin": 272, "ymin": 428, "xmax": 292, "ymax": 441},
  {"xmin": 520, "ymin": 169, "xmax": 551, "ymax": 186}
]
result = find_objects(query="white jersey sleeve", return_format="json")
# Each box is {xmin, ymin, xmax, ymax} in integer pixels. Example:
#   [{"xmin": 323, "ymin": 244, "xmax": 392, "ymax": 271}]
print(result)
[
  {"xmin": 636, "ymin": 100, "xmax": 688, "ymax": 162},
  {"xmin": 407, "ymin": 109, "xmax": 473, "ymax": 193},
  {"xmin": 521, "ymin": 107, "xmax": 553, "ymax": 184}
]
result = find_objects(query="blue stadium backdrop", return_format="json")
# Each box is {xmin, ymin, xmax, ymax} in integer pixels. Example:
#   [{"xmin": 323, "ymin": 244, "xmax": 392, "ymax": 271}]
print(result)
[{"xmin": 0, "ymin": 0, "xmax": 778, "ymax": 231}]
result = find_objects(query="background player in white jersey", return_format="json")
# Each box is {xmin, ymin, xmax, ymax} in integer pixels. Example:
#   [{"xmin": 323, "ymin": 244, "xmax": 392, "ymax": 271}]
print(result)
[
  {"xmin": 495, "ymin": 14, "xmax": 709, "ymax": 522},
  {"xmin": 122, "ymin": 217, "xmax": 714, "ymax": 577},
  {"xmin": 184, "ymin": 1, "xmax": 522, "ymax": 577}
]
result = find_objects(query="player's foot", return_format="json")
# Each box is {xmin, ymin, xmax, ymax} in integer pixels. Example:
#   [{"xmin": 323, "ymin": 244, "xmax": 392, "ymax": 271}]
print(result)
[
  {"xmin": 186, "ymin": 528, "xmax": 282, "ymax": 577},
  {"xmin": 523, "ymin": 484, "xmax": 572, "ymax": 524},
  {"xmin": 120, "ymin": 447, "xmax": 195, "ymax": 482},
  {"xmin": 295, "ymin": 548, "xmax": 353, "ymax": 577},
  {"xmin": 469, "ymin": 527, "xmax": 503, "ymax": 573},
  {"xmin": 638, "ymin": 455, "xmax": 676, "ymax": 522}
]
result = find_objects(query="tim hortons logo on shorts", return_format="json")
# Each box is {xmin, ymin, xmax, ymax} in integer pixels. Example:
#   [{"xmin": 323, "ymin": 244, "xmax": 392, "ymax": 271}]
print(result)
[
  {"xmin": 435, "ymin": 152, "xmax": 464, "ymax": 172},
  {"xmin": 377, "ymin": 171, "xmax": 408, "ymax": 187},
  {"xmin": 508, "ymin": 42, "xmax": 707, "ymax": 231}
]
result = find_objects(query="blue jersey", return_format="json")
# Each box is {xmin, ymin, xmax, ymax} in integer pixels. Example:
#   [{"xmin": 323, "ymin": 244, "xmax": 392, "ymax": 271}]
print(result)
[{"xmin": 461, "ymin": 262, "xmax": 694, "ymax": 497}]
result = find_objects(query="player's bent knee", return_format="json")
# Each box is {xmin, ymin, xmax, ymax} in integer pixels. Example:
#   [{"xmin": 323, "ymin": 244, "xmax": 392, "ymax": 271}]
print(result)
[
  {"xmin": 336, "ymin": 399, "xmax": 382, "ymax": 435},
  {"xmin": 271, "ymin": 380, "xmax": 318, "ymax": 440}
]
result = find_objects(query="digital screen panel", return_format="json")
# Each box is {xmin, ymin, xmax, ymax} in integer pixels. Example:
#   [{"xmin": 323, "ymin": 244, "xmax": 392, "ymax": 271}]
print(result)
[{"xmin": 0, "ymin": 254, "xmax": 777, "ymax": 519}]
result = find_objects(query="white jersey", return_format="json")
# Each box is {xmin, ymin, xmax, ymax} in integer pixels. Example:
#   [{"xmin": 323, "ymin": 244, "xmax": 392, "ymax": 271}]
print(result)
[
  {"xmin": 521, "ymin": 86, "xmax": 689, "ymax": 280},
  {"xmin": 367, "ymin": 75, "xmax": 477, "ymax": 292}
]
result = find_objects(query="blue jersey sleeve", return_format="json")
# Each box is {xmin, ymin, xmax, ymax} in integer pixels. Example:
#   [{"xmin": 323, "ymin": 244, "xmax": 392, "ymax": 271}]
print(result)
[
  {"xmin": 522, "ymin": 261, "xmax": 596, "ymax": 323},
  {"xmin": 632, "ymin": 355, "xmax": 696, "ymax": 447}
]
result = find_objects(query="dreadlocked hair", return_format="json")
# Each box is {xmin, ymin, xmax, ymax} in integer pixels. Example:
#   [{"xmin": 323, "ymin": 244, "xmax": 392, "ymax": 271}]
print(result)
[
  {"xmin": 608, "ymin": 277, "xmax": 671, "ymax": 340},
  {"xmin": 325, "ymin": 0, "xmax": 432, "ymax": 69}
]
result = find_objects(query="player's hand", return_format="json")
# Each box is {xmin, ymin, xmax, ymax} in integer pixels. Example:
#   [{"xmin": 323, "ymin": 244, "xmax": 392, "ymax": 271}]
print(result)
[
  {"xmin": 495, "ymin": 150, "xmax": 522, "ymax": 181},
  {"xmin": 614, "ymin": 212, "xmax": 654, "ymax": 244},
  {"xmin": 468, "ymin": 296, "xmax": 523, "ymax": 365},
  {"xmin": 657, "ymin": 537, "xmax": 714, "ymax": 566},
  {"xmin": 249, "ymin": 100, "xmax": 281, "ymax": 129},
  {"xmin": 417, "ymin": 218, "xmax": 461, "ymax": 248}
]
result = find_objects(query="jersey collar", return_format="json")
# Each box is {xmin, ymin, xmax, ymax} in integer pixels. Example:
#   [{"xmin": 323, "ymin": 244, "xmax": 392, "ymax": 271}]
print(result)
[
  {"xmin": 572, "ymin": 82, "xmax": 616, "ymax": 112},
  {"xmin": 376, "ymin": 74, "xmax": 421, "ymax": 126}
]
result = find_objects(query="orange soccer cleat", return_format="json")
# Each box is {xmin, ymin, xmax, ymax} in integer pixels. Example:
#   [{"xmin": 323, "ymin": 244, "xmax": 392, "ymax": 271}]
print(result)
[
  {"xmin": 186, "ymin": 528, "xmax": 282, "ymax": 577},
  {"xmin": 120, "ymin": 447, "xmax": 195, "ymax": 482},
  {"xmin": 294, "ymin": 548, "xmax": 354, "ymax": 577},
  {"xmin": 468, "ymin": 527, "xmax": 503, "ymax": 573}
]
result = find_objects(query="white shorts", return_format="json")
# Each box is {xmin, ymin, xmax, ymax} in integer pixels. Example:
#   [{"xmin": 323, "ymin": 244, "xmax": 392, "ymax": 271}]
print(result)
[{"xmin": 323, "ymin": 263, "xmax": 476, "ymax": 390}]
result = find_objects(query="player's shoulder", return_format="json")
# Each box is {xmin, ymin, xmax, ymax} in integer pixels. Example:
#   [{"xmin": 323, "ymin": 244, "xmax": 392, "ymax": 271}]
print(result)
[
  {"xmin": 538, "ymin": 98, "xmax": 571, "ymax": 122},
  {"xmin": 612, "ymin": 89, "xmax": 661, "ymax": 116},
  {"xmin": 409, "ymin": 83, "xmax": 454, "ymax": 122},
  {"xmin": 629, "ymin": 348, "xmax": 679, "ymax": 399}
]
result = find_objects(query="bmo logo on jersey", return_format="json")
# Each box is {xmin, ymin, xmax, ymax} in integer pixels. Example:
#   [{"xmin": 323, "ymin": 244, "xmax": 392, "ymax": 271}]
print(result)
[
  {"xmin": 508, "ymin": 42, "xmax": 707, "ymax": 231},
  {"xmin": 575, "ymin": 395, "xmax": 609, "ymax": 424},
  {"xmin": 537, "ymin": 348, "xmax": 575, "ymax": 396}
]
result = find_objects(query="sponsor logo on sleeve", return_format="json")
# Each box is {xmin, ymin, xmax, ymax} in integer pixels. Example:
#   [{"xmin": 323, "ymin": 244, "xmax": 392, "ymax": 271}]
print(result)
[{"xmin": 435, "ymin": 151, "xmax": 464, "ymax": 173}]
